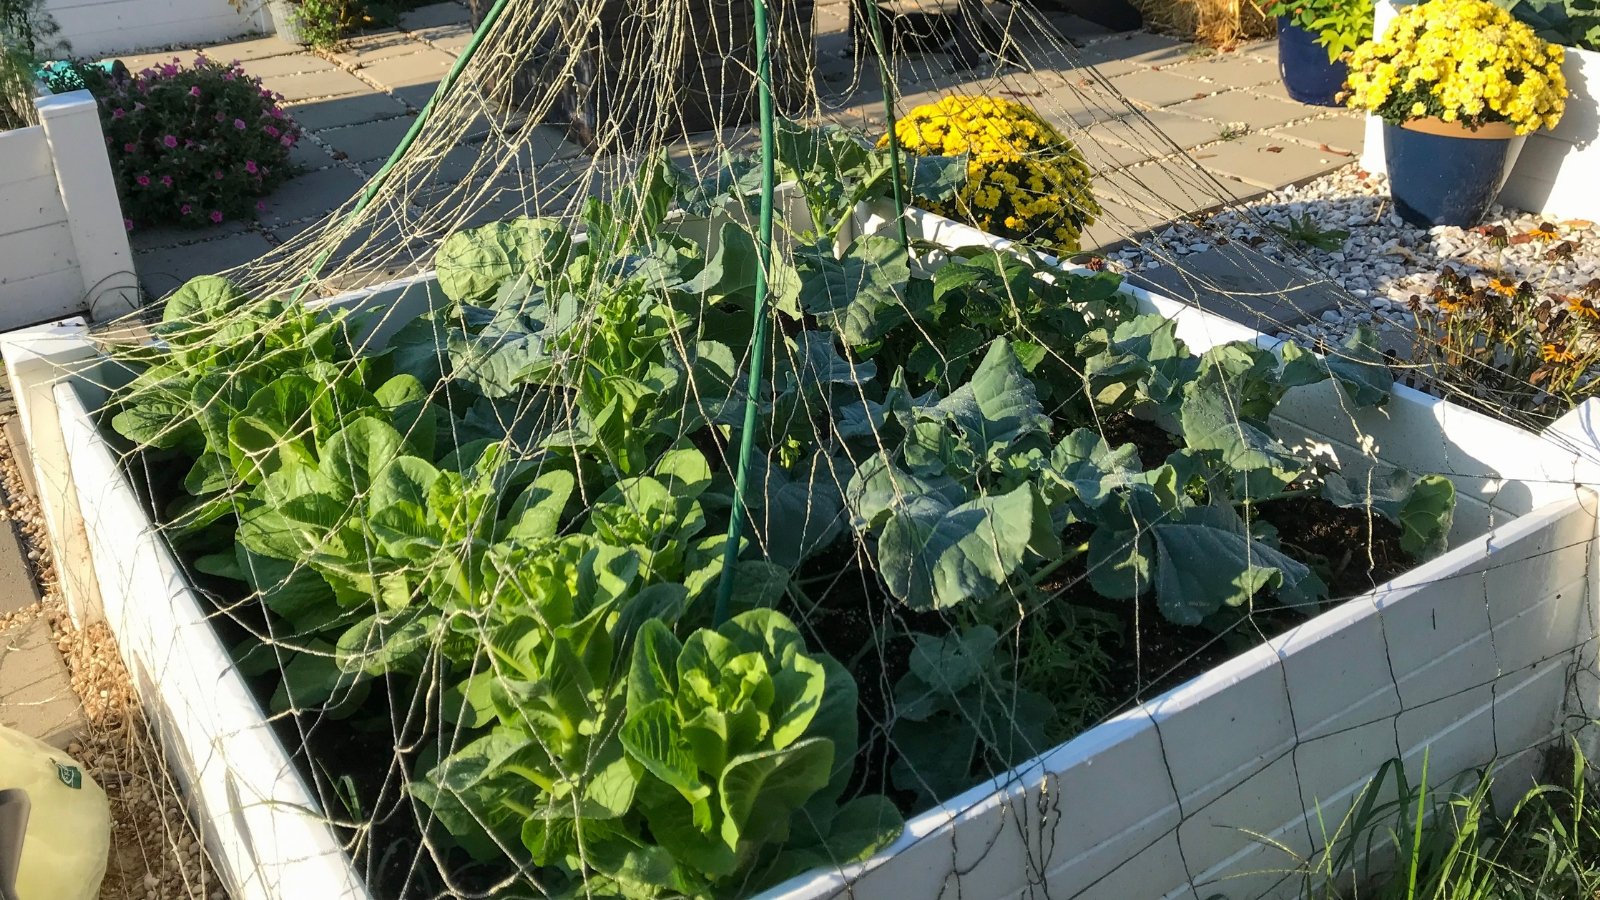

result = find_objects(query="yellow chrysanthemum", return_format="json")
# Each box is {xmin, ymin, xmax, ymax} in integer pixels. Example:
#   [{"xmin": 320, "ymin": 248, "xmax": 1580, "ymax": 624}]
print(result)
[
  {"xmin": 883, "ymin": 95, "xmax": 1100, "ymax": 253},
  {"xmin": 1344, "ymin": 0, "xmax": 1566, "ymax": 135}
]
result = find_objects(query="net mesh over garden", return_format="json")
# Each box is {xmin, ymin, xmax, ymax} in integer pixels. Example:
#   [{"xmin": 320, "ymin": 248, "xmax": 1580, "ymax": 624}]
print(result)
[{"xmin": 69, "ymin": 1, "xmax": 1600, "ymax": 898}]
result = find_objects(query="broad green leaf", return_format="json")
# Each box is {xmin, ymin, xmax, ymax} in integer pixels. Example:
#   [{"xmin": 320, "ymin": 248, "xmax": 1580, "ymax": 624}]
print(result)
[
  {"xmin": 320, "ymin": 418, "xmax": 408, "ymax": 493},
  {"xmin": 1321, "ymin": 468, "xmax": 1455, "ymax": 558},
  {"xmin": 1046, "ymin": 428, "xmax": 1145, "ymax": 508},
  {"xmin": 718, "ymin": 738, "xmax": 835, "ymax": 850},
  {"xmin": 504, "ymin": 469, "xmax": 576, "ymax": 542},
  {"xmin": 621, "ymin": 698, "xmax": 713, "ymax": 828},
  {"xmin": 878, "ymin": 483, "xmax": 1038, "ymax": 610},
  {"xmin": 1149, "ymin": 506, "xmax": 1313, "ymax": 626},
  {"xmin": 798, "ymin": 235, "xmax": 910, "ymax": 347}
]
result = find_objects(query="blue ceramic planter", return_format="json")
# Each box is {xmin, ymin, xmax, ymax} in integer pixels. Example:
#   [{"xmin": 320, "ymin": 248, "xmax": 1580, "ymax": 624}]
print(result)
[
  {"xmin": 1276, "ymin": 17, "xmax": 1347, "ymax": 107},
  {"xmin": 1383, "ymin": 122, "xmax": 1524, "ymax": 228}
]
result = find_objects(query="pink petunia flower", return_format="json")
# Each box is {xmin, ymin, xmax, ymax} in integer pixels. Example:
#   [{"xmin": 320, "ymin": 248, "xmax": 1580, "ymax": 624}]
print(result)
[
  {"xmin": 180, "ymin": 204, "xmax": 192, "ymax": 215},
  {"xmin": 112, "ymin": 108, "xmax": 125, "ymax": 119},
  {"xmin": 263, "ymin": 125, "xmax": 280, "ymax": 138},
  {"xmin": 233, "ymin": 118, "xmax": 246, "ymax": 130},
  {"xmin": 123, "ymin": 142, "xmax": 136, "ymax": 153},
  {"xmin": 213, "ymin": 170, "xmax": 223, "ymax": 180},
  {"xmin": 162, "ymin": 134, "xmax": 178, "ymax": 148},
  {"xmin": 280, "ymin": 134, "xmax": 293, "ymax": 147},
  {"xmin": 189, "ymin": 86, "xmax": 201, "ymax": 98},
  {"xmin": 161, "ymin": 175, "xmax": 173, "ymax": 187},
  {"xmin": 135, "ymin": 175, "xmax": 151, "ymax": 187},
  {"xmin": 245, "ymin": 160, "xmax": 258, "ymax": 174},
  {"xmin": 256, "ymin": 200, "xmax": 266, "ymax": 211},
  {"xmin": 209, "ymin": 210, "xmax": 223, "ymax": 223},
  {"xmin": 123, "ymin": 218, "xmax": 133, "ymax": 231}
]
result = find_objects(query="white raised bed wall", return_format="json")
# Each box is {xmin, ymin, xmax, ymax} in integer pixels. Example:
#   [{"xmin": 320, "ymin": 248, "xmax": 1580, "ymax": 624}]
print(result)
[
  {"xmin": 5, "ymin": 204, "xmax": 1600, "ymax": 900},
  {"xmin": 1360, "ymin": 0, "xmax": 1600, "ymax": 222},
  {"xmin": 44, "ymin": 0, "xmax": 269, "ymax": 58},
  {"xmin": 0, "ymin": 89, "xmax": 137, "ymax": 329}
]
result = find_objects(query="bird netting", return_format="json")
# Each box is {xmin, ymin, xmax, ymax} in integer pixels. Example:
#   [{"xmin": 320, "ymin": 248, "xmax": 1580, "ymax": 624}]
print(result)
[{"xmin": 50, "ymin": 0, "xmax": 1600, "ymax": 898}]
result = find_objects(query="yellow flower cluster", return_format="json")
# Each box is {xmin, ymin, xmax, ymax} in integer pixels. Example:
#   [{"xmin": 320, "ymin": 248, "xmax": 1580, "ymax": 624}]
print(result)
[
  {"xmin": 1344, "ymin": 0, "xmax": 1566, "ymax": 134},
  {"xmin": 885, "ymin": 95, "xmax": 1099, "ymax": 253}
]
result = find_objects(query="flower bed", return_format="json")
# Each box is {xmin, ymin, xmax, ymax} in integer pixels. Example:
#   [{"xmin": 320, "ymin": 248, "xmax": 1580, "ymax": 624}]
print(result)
[{"xmin": 7, "ymin": 141, "xmax": 1600, "ymax": 899}]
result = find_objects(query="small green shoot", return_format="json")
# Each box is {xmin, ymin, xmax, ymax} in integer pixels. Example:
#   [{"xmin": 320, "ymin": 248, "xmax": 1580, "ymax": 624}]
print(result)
[{"xmin": 1273, "ymin": 213, "xmax": 1351, "ymax": 251}]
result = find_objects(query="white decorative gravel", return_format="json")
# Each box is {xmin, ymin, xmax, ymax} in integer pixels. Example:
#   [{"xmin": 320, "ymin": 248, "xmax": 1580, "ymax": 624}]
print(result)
[{"xmin": 1107, "ymin": 166, "xmax": 1600, "ymax": 350}]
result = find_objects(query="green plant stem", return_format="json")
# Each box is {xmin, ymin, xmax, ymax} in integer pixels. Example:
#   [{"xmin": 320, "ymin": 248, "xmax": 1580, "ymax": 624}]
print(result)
[
  {"xmin": 1028, "ymin": 540, "xmax": 1090, "ymax": 587},
  {"xmin": 288, "ymin": 0, "xmax": 512, "ymax": 304},
  {"xmin": 714, "ymin": 0, "xmax": 778, "ymax": 627},
  {"xmin": 860, "ymin": 0, "xmax": 909, "ymax": 251}
]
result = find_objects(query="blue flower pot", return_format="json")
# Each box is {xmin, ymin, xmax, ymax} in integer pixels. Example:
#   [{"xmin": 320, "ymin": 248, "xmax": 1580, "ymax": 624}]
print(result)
[
  {"xmin": 1383, "ymin": 121, "xmax": 1526, "ymax": 228},
  {"xmin": 1276, "ymin": 17, "xmax": 1348, "ymax": 107}
]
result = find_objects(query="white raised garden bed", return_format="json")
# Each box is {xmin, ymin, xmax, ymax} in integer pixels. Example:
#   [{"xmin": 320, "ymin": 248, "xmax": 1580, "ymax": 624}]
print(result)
[
  {"xmin": 5, "ymin": 202, "xmax": 1600, "ymax": 900},
  {"xmin": 0, "ymin": 86, "xmax": 137, "ymax": 330},
  {"xmin": 1360, "ymin": 0, "xmax": 1600, "ymax": 222}
]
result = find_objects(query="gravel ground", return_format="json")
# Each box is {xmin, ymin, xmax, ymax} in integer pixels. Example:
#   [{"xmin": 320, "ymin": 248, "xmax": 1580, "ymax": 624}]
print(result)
[
  {"xmin": 0, "ymin": 410, "xmax": 223, "ymax": 900},
  {"xmin": 1107, "ymin": 165, "xmax": 1600, "ymax": 350}
]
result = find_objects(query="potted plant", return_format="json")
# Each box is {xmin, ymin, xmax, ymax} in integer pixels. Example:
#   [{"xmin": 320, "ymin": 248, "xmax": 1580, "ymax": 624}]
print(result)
[
  {"xmin": 1344, "ymin": 0, "xmax": 1567, "ymax": 227},
  {"xmin": 1262, "ymin": 0, "xmax": 1375, "ymax": 105}
]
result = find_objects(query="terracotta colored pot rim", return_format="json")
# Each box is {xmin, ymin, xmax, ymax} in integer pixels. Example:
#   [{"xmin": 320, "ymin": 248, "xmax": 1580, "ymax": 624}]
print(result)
[{"xmin": 1400, "ymin": 117, "xmax": 1520, "ymax": 140}]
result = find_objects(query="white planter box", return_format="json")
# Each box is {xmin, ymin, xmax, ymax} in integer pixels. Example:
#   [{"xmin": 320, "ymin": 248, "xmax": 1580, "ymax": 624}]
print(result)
[
  {"xmin": 1360, "ymin": 1, "xmax": 1600, "ymax": 221},
  {"xmin": 43, "ymin": 0, "xmax": 270, "ymax": 58},
  {"xmin": 5, "ymin": 203, "xmax": 1599, "ymax": 900},
  {"xmin": 0, "ymin": 88, "xmax": 138, "ymax": 329}
]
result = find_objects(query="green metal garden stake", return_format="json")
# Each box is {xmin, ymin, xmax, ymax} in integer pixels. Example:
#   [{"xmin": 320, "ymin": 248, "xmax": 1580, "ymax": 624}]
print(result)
[
  {"xmin": 861, "ymin": 0, "xmax": 910, "ymax": 251},
  {"xmin": 713, "ymin": 0, "xmax": 780, "ymax": 627}
]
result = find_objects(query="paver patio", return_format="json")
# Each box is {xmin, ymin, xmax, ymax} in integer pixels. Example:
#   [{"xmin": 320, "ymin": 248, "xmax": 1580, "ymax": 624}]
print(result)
[{"xmin": 106, "ymin": 0, "xmax": 1365, "ymax": 328}]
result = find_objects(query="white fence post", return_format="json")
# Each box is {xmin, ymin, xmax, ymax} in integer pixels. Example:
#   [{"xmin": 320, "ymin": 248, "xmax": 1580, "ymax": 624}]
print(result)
[{"xmin": 34, "ymin": 90, "xmax": 139, "ymax": 322}]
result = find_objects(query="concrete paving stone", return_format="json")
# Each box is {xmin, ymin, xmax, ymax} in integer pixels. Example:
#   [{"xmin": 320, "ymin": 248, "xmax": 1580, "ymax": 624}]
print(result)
[
  {"xmin": 257, "ymin": 165, "xmax": 367, "ymax": 228},
  {"xmin": 1109, "ymin": 68, "xmax": 1219, "ymax": 109},
  {"xmin": 0, "ymin": 520, "xmax": 38, "ymax": 616},
  {"xmin": 0, "ymin": 619, "xmax": 87, "ymax": 749},
  {"xmin": 289, "ymin": 134, "xmax": 335, "ymax": 170},
  {"xmin": 1191, "ymin": 130, "xmax": 1345, "ymax": 189},
  {"xmin": 1273, "ymin": 114, "xmax": 1366, "ymax": 156},
  {"xmin": 1032, "ymin": 71, "xmax": 1135, "ymax": 128},
  {"xmin": 1124, "ymin": 242, "xmax": 1347, "ymax": 332},
  {"xmin": 135, "ymin": 232, "xmax": 277, "ymax": 298},
  {"xmin": 1096, "ymin": 156, "xmax": 1263, "ymax": 217},
  {"xmin": 1077, "ymin": 127, "xmax": 1162, "ymax": 172},
  {"xmin": 1162, "ymin": 51, "xmax": 1282, "ymax": 89},
  {"xmin": 202, "ymin": 35, "xmax": 303, "ymax": 63},
  {"xmin": 260, "ymin": 67, "xmax": 373, "ymax": 103},
  {"xmin": 286, "ymin": 92, "xmax": 412, "ymax": 131},
  {"xmin": 1166, "ymin": 90, "xmax": 1315, "ymax": 130},
  {"xmin": 1080, "ymin": 195, "xmax": 1169, "ymax": 252},
  {"xmin": 128, "ymin": 218, "xmax": 250, "ymax": 252},
  {"xmin": 236, "ymin": 52, "xmax": 336, "ymax": 80},
  {"xmin": 398, "ymin": 1, "xmax": 471, "ymax": 31},
  {"xmin": 332, "ymin": 29, "xmax": 426, "ymax": 64},
  {"xmin": 1078, "ymin": 30, "xmax": 1194, "ymax": 70},
  {"xmin": 1096, "ymin": 109, "xmax": 1224, "ymax": 151},
  {"xmin": 356, "ymin": 46, "xmax": 456, "ymax": 92},
  {"xmin": 419, "ymin": 25, "xmax": 473, "ymax": 54},
  {"xmin": 1248, "ymin": 75, "xmax": 1297, "ymax": 102},
  {"xmin": 1239, "ymin": 38, "xmax": 1278, "ymax": 60},
  {"xmin": 319, "ymin": 115, "xmax": 417, "ymax": 166},
  {"xmin": 392, "ymin": 81, "xmax": 444, "ymax": 109}
]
